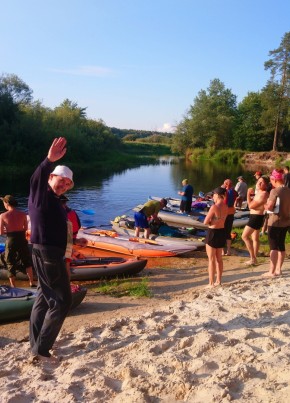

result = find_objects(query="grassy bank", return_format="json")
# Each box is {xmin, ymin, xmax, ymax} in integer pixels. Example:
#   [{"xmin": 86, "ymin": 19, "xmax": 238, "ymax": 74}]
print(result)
[
  {"xmin": 187, "ymin": 148, "xmax": 245, "ymax": 164},
  {"xmin": 0, "ymin": 142, "xmax": 175, "ymax": 181}
]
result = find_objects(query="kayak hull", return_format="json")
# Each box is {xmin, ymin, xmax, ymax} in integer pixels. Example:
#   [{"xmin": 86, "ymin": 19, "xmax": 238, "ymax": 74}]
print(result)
[
  {"xmin": 133, "ymin": 204, "xmax": 249, "ymax": 229},
  {"xmin": 0, "ymin": 255, "xmax": 147, "ymax": 282},
  {"xmin": 69, "ymin": 256, "xmax": 147, "ymax": 280},
  {"xmin": 111, "ymin": 219, "xmax": 205, "ymax": 249},
  {"xmin": 78, "ymin": 228, "xmax": 197, "ymax": 257},
  {"xmin": 0, "ymin": 285, "xmax": 87, "ymax": 323}
]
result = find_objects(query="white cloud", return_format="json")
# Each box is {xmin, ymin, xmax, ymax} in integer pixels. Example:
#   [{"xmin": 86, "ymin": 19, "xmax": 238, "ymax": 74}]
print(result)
[
  {"xmin": 157, "ymin": 123, "xmax": 175, "ymax": 133},
  {"xmin": 49, "ymin": 65, "xmax": 115, "ymax": 77}
]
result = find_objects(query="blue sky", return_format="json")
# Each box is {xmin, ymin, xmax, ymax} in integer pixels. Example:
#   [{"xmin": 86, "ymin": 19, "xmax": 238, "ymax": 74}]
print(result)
[{"xmin": 1, "ymin": 0, "xmax": 289, "ymax": 132}]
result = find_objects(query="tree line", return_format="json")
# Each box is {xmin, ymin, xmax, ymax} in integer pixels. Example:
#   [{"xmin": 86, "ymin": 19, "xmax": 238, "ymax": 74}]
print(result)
[
  {"xmin": 172, "ymin": 32, "xmax": 290, "ymax": 154},
  {"xmin": 0, "ymin": 73, "xmax": 173, "ymax": 173},
  {"xmin": 1, "ymin": 31, "xmax": 289, "ymax": 168},
  {"xmin": 0, "ymin": 76, "xmax": 122, "ymax": 170}
]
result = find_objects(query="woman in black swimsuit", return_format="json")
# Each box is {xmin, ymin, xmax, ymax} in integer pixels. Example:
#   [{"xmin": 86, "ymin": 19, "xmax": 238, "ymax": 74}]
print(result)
[{"xmin": 204, "ymin": 187, "xmax": 228, "ymax": 287}]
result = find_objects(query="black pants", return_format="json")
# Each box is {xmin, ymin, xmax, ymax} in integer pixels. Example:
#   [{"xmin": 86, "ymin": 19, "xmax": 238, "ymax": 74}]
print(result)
[
  {"xmin": 30, "ymin": 245, "xmax": 72, "ymax": 357},
  {"xmin": 180, "ymin": 199, "xmax": 192, "ymax": 214}
]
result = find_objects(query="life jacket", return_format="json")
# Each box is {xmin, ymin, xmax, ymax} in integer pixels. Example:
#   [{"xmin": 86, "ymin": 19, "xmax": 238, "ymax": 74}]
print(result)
[{"xmin": 67, "ymin": 209, "xmax": 81, "ymax": 239}]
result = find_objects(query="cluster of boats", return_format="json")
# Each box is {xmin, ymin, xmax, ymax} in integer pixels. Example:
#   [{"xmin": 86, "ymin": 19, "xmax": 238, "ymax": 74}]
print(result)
[{"xmin": 0, "ymin": 193, "xmax": 250, "ymax": 322}]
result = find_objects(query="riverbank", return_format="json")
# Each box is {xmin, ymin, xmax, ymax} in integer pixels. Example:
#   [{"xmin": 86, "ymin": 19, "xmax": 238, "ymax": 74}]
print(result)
[
  {"xmin": 1, "ymin": 245, "xmax": 290, "ymax": 402},
  {"xmin": 243, "ymin": 151, "xmax": 290, "ymax": 168}
]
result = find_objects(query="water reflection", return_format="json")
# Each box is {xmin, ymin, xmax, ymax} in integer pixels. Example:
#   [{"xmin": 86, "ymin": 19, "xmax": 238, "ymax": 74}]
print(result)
[{"xmin": 0, "ymin": 158, "xmax": 263, "ymax": 227}]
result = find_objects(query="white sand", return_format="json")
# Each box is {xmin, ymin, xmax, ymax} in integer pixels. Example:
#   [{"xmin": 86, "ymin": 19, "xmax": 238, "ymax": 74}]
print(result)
[{"xmin": 1, "ymin": 263, "xmax": 290, "ymax": 402}]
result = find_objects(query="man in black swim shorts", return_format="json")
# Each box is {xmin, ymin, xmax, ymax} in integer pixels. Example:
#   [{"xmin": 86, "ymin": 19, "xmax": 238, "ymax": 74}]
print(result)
[{"xmin": 242, "ymin": 176, "xmax": 270, "ymax": 265}]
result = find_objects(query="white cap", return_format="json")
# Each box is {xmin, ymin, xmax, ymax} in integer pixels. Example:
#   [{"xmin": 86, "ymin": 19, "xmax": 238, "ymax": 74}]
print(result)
[{"xmin": 51, "ymin": 165, "xmax": 74, "ymax": 188}]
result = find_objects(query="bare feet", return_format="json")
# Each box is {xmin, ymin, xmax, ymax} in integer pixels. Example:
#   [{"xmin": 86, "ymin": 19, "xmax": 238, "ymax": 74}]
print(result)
[
  {"xmin": 214, "ymin": 282, "xmax": 222, "ymax": 287},
  {"xmin": 222, "ymin": 251, "xmax": 231, "ymax": 256},
  {"xmin": 274, "ymin": 271, "xmax": 283, "ymax": 277},
  {"xmin": 244, "ymin": 260, "xmax": 258, "ymax": 266},
  {"xmin": 30, "ymin": 354, "xmax": 61, "ymax": 365}
]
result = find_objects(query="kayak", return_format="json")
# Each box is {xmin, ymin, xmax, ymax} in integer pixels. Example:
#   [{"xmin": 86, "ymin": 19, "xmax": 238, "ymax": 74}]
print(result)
[
  {"xmin": 0, "ymin": 253, "xmax": 147, "ymax": 281},
  {"xmin": 0, "ymin": 284, "xmax": 87, "ymax": 323},
  {"xmin": 111, "ymin": 218, "xmax": 205, "ymax": 249},
  {"xmin": 149, "ymin": 195, "xmax": 248, "ymax": 212},
  {"xmin": 69, "ymin": 255, "xmax": 147, "ymax": 280},
  {"xmin": 133, "ymin": 204, "xmax": 249, "ymax": 229},
  {"xmin": 77, "ymin": 228, "xmax": 197, "ymax": 257}
]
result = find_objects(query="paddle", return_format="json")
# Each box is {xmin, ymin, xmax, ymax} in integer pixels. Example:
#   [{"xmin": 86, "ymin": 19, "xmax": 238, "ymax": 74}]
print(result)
[
  {"xmin": 128, "ymin": 237, "xmax": 161, "ymax": 245},
  {"xmin": 83, "ymin": 229, "xmax": 162, "ymax": 245}
]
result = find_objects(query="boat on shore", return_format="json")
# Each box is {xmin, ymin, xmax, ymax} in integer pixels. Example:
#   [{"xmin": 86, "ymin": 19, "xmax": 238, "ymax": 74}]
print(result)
[
  {"xmin": 77, "ymin": 228, "xmax": 197, "ymax": 257},
  {"xmin": 0, "ymin": 251, "xmax": 147, "ymax": 281},
  {"xmin": 69, "ymin": 254, "xmax": 147, "ymax": 280},
  {"xmin": 133, "ymin": 203, "xmax": 249, "ymax": 229},
  {"xmin": 111, "ymin": 217, "xmax": 205, "ymax": 249},
  {"xmin": 0, "ymin": 284, "xmax": 87, "ymax": 323}
]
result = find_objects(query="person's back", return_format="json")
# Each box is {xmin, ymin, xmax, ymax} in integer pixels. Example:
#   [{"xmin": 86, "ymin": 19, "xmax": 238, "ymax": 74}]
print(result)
[
  {"xmin": 0, "ymin": 195, "xmax": 35, "ymax": 288},
  {"xmin": 142, "ymin": 200, "xmax": 162, "ymax": 217},
  {"xmin": 0, "ymin": 209, "xmax": 27, "ymax": 233},
  {"xmin": 235, "ymin": 177, "xmax": 248, "ymax": 200}
]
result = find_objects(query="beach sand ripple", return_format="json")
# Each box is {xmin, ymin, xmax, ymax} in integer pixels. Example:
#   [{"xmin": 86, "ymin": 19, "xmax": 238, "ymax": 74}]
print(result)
[{"xmin": 2, "ymin": 274, "xmax": 290, "ymax": 402}]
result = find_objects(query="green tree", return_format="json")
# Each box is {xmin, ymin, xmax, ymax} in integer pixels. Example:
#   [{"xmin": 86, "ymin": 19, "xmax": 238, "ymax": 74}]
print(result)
[
  {"xmin": 173, "ymin": 79, "xmax": 237, "ymax": 152},
  {"xmin": 53, "ymin": 99, "xmax": 87, "ymax": 129},
  {"xmin": 264, "ymin": 31, "xmax": 290, "ymax": 151},
  {"xmin": 234, "ymin": 91, "xmax": 272, "ymax": 150},
  {"xmin": 0, "ymin": 73, "xmax": 33, "ymax": 125}
]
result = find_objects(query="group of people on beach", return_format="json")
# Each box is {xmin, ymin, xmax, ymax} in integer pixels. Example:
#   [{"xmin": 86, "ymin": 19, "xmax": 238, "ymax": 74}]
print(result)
[
  {"xmin": 1, "ymin": 138, "xmax": 290, "ymax": 362},
  {"xmin": 0, "ymin": 138, "xmax": 81, "ymax": 363},
  {"xmin": 204, "ymin": 168, "xmax": 290, "ymax": 287}
]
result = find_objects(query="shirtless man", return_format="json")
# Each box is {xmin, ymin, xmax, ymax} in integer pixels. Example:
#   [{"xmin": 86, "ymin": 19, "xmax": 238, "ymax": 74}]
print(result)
[
  {"xmin": 0, "ymin": 195, "xmax": 35, "ymax": 287},
  {"xmin": 241, "ymin": 176, "xmax": 270, "ymax": 265}
]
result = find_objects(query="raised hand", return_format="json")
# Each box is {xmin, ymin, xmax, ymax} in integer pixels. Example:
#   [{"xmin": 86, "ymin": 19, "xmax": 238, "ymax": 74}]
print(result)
[{"xmin": 47, "ymin": 137, "xmax": 67, "ymax": 162}]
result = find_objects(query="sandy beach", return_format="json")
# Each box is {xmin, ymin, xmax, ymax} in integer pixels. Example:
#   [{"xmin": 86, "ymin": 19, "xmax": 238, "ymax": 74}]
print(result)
[{"xmin": 1, "ymin": 250, "xmax": 290, "ymax": 402}]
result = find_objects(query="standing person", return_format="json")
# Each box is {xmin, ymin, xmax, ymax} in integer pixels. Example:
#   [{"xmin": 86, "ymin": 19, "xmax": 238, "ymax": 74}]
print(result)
[
  {"xmin": 262, "ymin": 169, "xmax": 290, "ymax": 277},
  {"xmin": 254, "ymin": 171, "xmax": 272, "ymax": 235},
  {"xmin": 29, "ymin": 137, "xmax": 74, "ymax": 362},
  {"xmin": 204, "ymin": 187, "xmax": 228, "ymax": 287},
  {"xmin": 234, "ymin": 176, "xmax": 248, "ymax": 208},
  {"xmin": 178, "ymin": 179, "xmax": 194, "ymax": 214},
  {"xmin": 242, "ymin": 176, "xmax": 270, "ymax": 265},
  {"xmin": 134, "ymin": 198, "xmax": 167, "ymax": 239},
  {"xmin": 0, "ymin": 195, "xmax": 36, "ymax": 288},
  {"xmin": 59, "ymin": 195, "xmax": 81, "ymax": 242},
  {"xmin": 253, "ymin": 170, "xmax": 272, "ymax": 193},
  {"xmin": 222, "ymin": 179, "xmax": 238, "ymax": 256},
  {"xmin": 59, "ymin": 195, "xmax": 87, "ymax": 277},
  {"xmin": 283, "ymin": 166, "xmax": 290, "ymax": 188}
]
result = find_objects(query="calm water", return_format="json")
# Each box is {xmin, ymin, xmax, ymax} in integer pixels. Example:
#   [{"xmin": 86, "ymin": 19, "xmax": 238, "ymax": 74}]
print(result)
[{"xmin": 0, "ymin": 158, "xmax": 262, "ymax": 227}]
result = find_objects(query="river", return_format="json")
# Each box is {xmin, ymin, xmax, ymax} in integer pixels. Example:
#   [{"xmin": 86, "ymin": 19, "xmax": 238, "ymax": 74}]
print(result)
[{"xmin": 0, "ymin": 158, "xmax": 266, "ymax": 227}]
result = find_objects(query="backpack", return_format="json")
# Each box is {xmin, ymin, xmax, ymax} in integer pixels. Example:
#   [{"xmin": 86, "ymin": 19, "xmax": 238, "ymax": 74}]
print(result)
[{"xmin": 226, "ymin": 188, "xmax": 237, "ymax": 207}]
